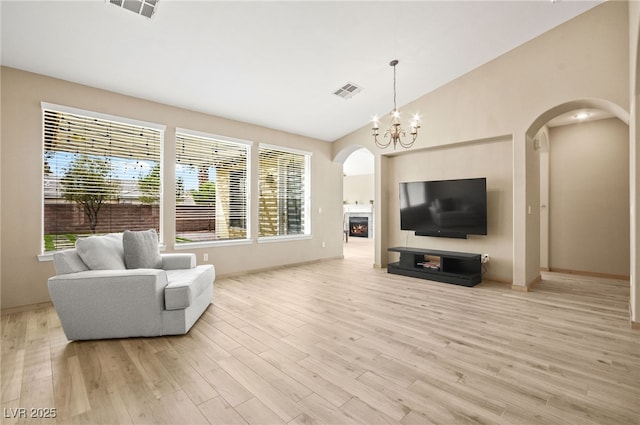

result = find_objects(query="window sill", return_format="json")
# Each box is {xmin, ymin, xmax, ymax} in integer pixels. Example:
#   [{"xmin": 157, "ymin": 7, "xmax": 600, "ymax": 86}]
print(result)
[
  {"xmin": 258, "ymin": 234, "xmax": 312, "ymax": 244},
  {"xmin": 38, "ymin": 253, "xmax": 53, "ymax": 262},
  {"xmin": 173, "ymin": 239, "xmax": 253, "ymax": 250}
]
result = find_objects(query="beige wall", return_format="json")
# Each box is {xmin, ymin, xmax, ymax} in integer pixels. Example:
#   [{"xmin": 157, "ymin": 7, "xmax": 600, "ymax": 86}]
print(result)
[
  {"xmin": 548, "ymin": 118, "xmax": 630, "ymax": 277},
  {"xmin": 0, "ymin": 67, "xmax": 343, "ymax": 310},
  {"xmin": 387, "ymin": 138, "xmax": 513, "ymax": 283},
  {"xmin": 334, "ymin": 2, "xmax": 630, "ymax": 290},
  {"xmin": 343, "ymin": 174, "xmax": 374, "ymax": 205},
  {"xmin": 0, "ymin": 66, "xmax": 3, "ymax": 310},
  {"xmin": 629, "ymin": 0, "xmax": 639, "ymax": 324}
]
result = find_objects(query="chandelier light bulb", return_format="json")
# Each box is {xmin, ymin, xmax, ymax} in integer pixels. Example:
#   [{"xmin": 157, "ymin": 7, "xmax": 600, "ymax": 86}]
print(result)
[
  {"xmin": 391, "ymin": 109, "xmax": 401, "ymax": 126},
  {"xmin": 372, "ymin": 116, "xmax": 380, "ymax": 137}
]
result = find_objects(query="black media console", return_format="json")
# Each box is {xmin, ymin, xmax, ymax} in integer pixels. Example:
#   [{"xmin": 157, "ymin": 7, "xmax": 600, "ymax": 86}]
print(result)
[{"xmin": 387, "ymin": 247, "xmax": 482, "ymax": 287}]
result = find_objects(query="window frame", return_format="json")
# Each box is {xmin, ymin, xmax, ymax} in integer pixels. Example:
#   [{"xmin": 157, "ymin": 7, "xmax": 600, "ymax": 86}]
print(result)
[
  {"xmin": 257, "ymin": 143, "xmax": 312, "ymax": 243},
  {"xmin": 39, "ymin": 102, "xmax": 165, "ymax": 260},
  {"xmin": 174, "ymin": 127, "xmax": 253, "ymax": 249}
]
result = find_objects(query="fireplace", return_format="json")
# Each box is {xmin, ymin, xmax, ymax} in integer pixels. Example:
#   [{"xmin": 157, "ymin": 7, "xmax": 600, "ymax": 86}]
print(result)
[{"xmin": 349, "ymin": 216, "xmax": 369, "ymax": 238}]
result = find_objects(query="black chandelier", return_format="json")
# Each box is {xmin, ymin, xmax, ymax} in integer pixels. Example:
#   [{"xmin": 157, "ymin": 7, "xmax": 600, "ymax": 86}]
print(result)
[{"xmin": 372, "ymin": 60, "xmax": 420, "ymax": 149}]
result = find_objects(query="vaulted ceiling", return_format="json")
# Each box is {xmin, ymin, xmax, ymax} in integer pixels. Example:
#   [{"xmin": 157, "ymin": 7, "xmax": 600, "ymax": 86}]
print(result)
[{"xmin": 1, "ymin": 1, "xmax": 601, "ymax": 142}]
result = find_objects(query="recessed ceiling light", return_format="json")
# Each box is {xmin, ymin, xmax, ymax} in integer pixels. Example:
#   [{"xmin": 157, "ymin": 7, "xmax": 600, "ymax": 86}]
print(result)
[
  {"xmin": 573, "ymin": 111, "xmax": 590, "ymax": 120},
  {"xmin": 109, "ymin": 0, "xmax": 158, "ymax": 19}
]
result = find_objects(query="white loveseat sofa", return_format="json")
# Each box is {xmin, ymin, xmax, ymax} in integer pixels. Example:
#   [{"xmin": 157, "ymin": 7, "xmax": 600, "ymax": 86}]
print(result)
[{"xmin": 47, "ymin": 230, "xmax": 214, "ymax": 341}]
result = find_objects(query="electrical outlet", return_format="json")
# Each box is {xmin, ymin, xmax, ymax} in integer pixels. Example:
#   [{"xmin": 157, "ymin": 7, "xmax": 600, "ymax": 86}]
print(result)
[
  {"xmin": 203, "ymin": 253, "xmax": 208, "ymax": 262},
  {"xmin": 481, "ymin": 253, "xmax": 490, "ymax": 264},
  {"xmin": 321, "ymin": 241, "xmax": 326, "ymax": 248}
]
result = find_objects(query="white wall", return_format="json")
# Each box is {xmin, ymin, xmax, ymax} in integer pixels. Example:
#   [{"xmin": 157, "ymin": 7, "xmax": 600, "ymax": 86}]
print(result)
[
  {"xmin": 343, "ymin": 147, "xmax": 375, "ymax": 205},
  {"xmin": 548, "ymin": 118, "xmax": 630, "ymax": 277},
  {"xmin": 343, "ymin": 175, "xmax": 374, "ymax": 205},
  {"xmin": 343, "ymin": 148, "xmax": 374, "ymax": 176}
]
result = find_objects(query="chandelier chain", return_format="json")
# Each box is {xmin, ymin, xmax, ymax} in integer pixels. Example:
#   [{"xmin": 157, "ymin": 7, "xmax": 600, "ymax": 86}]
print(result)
[{"xmin": 393, "ymin": 63, "xmax": 397, "ymax": 112}]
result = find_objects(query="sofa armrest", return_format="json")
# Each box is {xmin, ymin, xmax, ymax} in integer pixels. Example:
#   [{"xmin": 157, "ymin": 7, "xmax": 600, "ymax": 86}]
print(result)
[
  {"xmin": 47, "ymin": 269, "xmax": 168, "ymax": 340},
  {"xmin": 161, "ymin": 253, "xmax": 196, "ymax": 270}
]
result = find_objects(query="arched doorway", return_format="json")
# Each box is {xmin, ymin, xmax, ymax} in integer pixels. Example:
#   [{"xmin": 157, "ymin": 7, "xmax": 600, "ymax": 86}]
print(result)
[
  {"xmin": 526, "ymin": 99, "xmax": 631, "ymax": 285},
  {"xmin": 335, "ymin": 146, "xmax": 375, "ymax": 262}
]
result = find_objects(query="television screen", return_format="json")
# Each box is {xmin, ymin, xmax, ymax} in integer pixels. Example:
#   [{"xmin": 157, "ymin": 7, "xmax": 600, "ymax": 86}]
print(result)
[{"xmin": 399, "ymin": 177, "xmax": 487, "ymax": 238}]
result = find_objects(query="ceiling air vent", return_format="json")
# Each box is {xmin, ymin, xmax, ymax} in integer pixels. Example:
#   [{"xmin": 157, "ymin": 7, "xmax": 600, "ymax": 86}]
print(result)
[
  {"xmin": 110, "ymin": 0, "xmax": 158, "ymax": 19},
  {"xmin": 333, "ymin": 82, "xmax": 363, "ymax": 100}
]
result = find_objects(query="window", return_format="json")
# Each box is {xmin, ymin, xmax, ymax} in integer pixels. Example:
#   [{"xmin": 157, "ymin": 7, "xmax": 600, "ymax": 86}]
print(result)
[
  {"xmin": 258, "ymin": 145, "xmax": 311, "ymax": 238},
  {"xmin": 175, "ymin": 129, "xmax": 250, "ymax": 244},
  {"xmin": 43, "ymin": 104, "xmax": 163, "ymax": 252}
]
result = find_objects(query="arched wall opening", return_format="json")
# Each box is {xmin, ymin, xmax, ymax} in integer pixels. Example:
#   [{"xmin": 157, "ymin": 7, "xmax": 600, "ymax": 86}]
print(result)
[
  {"xmin": 527, "ymin": 99, "xmax": 629, "ymax": 137},
  {"xmin": 334, "ymin": 145, "xmax": 376, "ymax": 262},
  {"xmin": 525, "ymin": 98, "xmax": 631, "ymax": 295}
]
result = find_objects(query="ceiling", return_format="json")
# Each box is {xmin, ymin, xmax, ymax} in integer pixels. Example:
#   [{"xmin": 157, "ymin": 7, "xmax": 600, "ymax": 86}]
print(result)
[{"xmin": 1, "ymin": 0, "xmax": 602, "ymax": 142}]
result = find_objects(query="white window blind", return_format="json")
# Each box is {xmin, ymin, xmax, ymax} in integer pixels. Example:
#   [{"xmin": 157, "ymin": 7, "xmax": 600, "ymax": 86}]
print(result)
[
  {"xmin": 43, "ymin": 106, "xmax": 162, "ymax": 252},
  {"xmin": 258, "ymin": 145, "xmax": 310, "ymax": 238},
  {"xmin": 175, "ymin": 130, "xmax": 249, "ymax": 243}
]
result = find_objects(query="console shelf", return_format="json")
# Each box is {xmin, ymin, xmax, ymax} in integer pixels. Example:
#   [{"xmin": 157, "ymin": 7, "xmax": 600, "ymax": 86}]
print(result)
[{"xmin": 387, "ymin": 247, "xmax": 481, "ymax": 287}]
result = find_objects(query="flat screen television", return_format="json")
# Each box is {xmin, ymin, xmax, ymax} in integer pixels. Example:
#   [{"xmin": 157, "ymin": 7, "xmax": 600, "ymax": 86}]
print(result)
[{"xmin": 399, "ymin": 177, "xmax": 487, "ymax": 238}]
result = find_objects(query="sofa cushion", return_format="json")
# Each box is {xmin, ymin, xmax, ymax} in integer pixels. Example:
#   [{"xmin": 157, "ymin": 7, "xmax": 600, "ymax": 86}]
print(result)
[
  {"xmin": 164, "ymin": 265, "xmax": 214, "ymax": 310},
  {"xmin": 76, "ymin": 233, "xmax": 125, "ymax": 270},
  {"xmin": 52, "ymin": 249, "xmax": 90, "ymax": 275},
  {"xmin": 161, "ymin": 253, "xmax": 196, "ymax": 270},
  {"xmin": 123, "ymin": 229, "xmax": 162, "ymax": 269}
]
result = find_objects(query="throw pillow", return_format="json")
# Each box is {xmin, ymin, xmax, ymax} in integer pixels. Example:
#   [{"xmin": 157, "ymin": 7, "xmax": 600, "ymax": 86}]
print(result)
[
  {"xmin": 123, "ymin": 229, "xmax": 162, "ymax": 269},
  {"xmin": 76, "ymin": 233, "xmax": 126, "ymax": 270}
]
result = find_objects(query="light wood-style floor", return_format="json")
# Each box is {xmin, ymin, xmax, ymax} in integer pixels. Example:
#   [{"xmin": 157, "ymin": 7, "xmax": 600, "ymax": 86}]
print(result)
[{"xmin": 2, "ymin": 238, "xmax": 639, "ymax": 424}]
